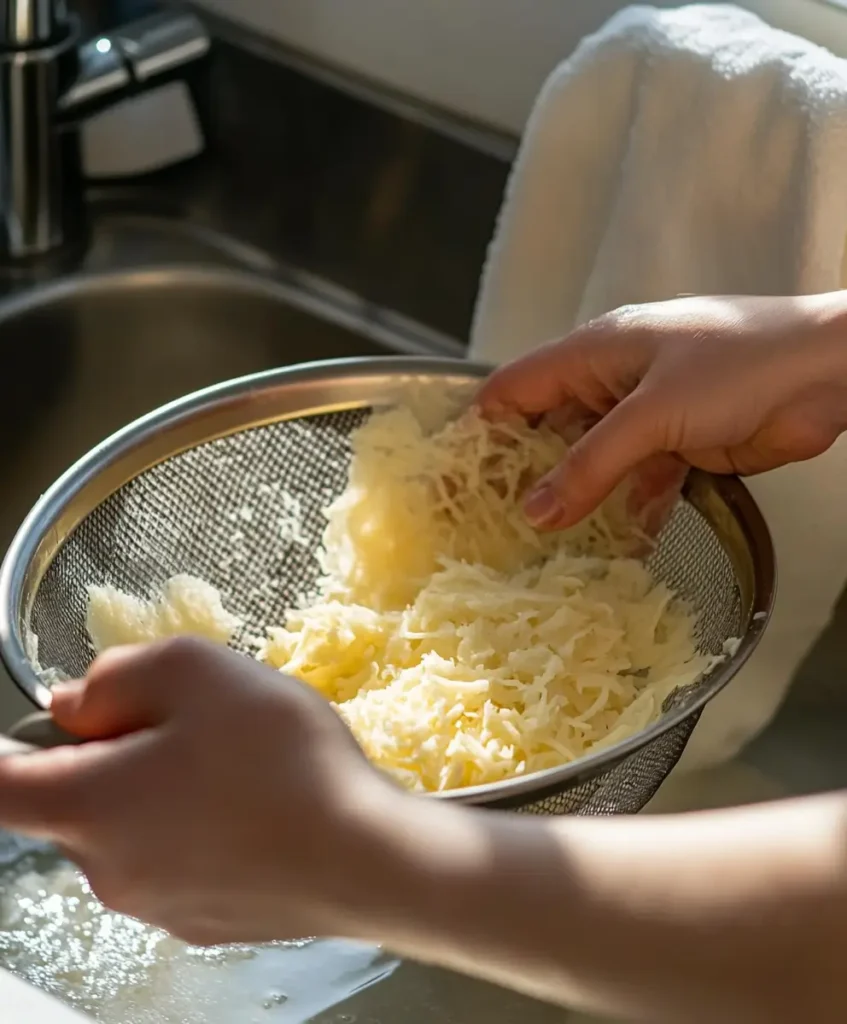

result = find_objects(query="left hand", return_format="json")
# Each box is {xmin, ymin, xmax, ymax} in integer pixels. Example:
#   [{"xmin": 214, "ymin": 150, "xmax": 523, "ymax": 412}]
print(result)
[{"xmin": 0, "ymin": 638, "xmax": 400, "ymax": 946}]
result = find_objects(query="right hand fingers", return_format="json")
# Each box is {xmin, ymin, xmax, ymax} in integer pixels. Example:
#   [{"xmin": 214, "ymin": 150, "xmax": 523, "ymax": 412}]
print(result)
[
  {"xmin": 623, "ymin": 452, "xmax": 688, "ymax": 542},
  {"xmin": 541, "ymin": 403, "xmax": 686, "ymax": 539},
  {"xmin": 475, "ymin": 316, "xmax": 654, "ymax": 419},
  {"xmin": 475, "ymin": 338, "xmax": 606, "ymax": 419},
  {"xmin": 523, "ymin": 392, "xmax": 669, "ymax": 529}
]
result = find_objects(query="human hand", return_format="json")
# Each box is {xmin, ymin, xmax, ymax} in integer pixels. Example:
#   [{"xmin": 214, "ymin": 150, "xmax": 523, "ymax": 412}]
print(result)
[
  {"xmin": 0, "ymin": 638, "xmax": 400, "ymax": 945},
  {"xmin": 477, "ymin": 293, "xmax": 847, "ymax": 530},
  {"xmin": 1, "ymin": 644, "xmax": 844, "ymax": 1023}
]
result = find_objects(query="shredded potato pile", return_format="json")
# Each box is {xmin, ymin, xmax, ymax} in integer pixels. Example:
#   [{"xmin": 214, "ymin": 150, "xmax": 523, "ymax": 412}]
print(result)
[
  {"xmin": 86, "ymin": 408, "xmax": 717, "ymax": 794},
  {"xmin": 318, "ymin": 409, "xmax": 641, "ymax": 610},
  {"xmin": 263, "ymin": 551, "xmax": 711, "ymax": 791},
  {"xmin": 263, "ymin": 408, "xmax": 716, "ymax": 792},
  {"xmin": 87, "ymin": 575, "xmax": 242, "ymax": 652}
]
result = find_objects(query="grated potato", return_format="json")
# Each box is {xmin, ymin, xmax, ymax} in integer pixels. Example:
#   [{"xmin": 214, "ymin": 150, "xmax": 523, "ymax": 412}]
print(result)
[
  {"xmin": 86, "ymin": 575, "xmax": 241, "ymax": 652},
  {"xmin": 86, "ymin": 409, "xmax": 719, "ymax": 794}
]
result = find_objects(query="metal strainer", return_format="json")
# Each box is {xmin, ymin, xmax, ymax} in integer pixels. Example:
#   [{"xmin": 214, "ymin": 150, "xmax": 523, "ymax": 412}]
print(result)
[{"xmin": 0, "ymin": 357, "xmax": 776, "ymax": 815}]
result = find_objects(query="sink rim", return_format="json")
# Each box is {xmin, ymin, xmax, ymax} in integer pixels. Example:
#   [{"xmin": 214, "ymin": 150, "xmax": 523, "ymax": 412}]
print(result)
[{"xmin": 0, "ymin": 263, "xmax": 465, "ymax": 361}]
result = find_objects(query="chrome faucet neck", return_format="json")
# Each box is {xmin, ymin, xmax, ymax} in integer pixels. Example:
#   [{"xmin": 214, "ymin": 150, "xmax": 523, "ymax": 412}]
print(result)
[
  {"xmin": 0, "ymin": 0, "xmax": 67, "ymax": 49},
  {"xmin": 0, "ymin": 6, "xmax": 209, "ymax": 264}
]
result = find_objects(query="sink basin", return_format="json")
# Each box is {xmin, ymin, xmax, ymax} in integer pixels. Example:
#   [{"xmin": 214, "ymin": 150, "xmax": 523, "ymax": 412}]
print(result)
[
  {"xmin": 0, "ymin": 268, "xmax": 379, "ymax": 560},
  {"xmin": 0, "ymin": 216, "xmax": 463, "ymax": 566}
]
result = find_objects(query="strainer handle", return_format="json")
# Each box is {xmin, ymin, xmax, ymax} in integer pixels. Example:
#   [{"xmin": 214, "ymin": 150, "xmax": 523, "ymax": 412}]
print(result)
[{"xmin": 0, "ymin": 711, "xmax": 83, "ymax": 757}]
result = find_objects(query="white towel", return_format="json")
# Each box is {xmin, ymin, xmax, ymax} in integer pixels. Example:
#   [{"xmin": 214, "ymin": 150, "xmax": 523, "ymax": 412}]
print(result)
[{"xmin": 470, "ymin": 3, "xmax": 847, "ymax": 773}]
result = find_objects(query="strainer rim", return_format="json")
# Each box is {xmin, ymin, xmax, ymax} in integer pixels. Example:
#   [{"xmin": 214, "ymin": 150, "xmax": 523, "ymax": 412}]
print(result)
[{"xmin": 0, "ymin": 356, "xmax": 776, "ymax": 806}]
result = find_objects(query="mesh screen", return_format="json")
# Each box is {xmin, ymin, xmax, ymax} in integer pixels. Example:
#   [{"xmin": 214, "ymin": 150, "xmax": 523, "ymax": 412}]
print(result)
[{"xmin": 26, "ymin": 408, "xmax": 741, "ymax": 816}]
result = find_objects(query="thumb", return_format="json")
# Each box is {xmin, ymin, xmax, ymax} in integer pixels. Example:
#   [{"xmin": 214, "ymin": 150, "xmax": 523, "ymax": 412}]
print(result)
[
  {"xmin": 52, "ymin": 639, "xmax": 206, "ymax": 739},
  {"xmin": 524, "ymin": 394, "xmax": 665, "ymax": 529}
]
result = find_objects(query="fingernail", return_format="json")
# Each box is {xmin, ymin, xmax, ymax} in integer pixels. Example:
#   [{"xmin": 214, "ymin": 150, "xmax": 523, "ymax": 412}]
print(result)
[
  {"xmin": 524, "ymin": 484, "xmax": 561, "ymax": 526},
  {"xmin": 48, "ymin": 680, "xmax": 85, "ymax": 713}
]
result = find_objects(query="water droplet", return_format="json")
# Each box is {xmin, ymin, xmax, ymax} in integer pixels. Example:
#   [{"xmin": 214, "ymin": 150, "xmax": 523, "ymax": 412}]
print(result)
[{"xmin": 261, "ymin": 990, "xmax": 289, "ymax": 1009}]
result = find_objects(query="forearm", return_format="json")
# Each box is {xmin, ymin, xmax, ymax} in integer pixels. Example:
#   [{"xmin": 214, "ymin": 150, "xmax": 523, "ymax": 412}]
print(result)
[{"xmin": 342, "ymin": 791, "xmax": 847, "ymax": 1023}]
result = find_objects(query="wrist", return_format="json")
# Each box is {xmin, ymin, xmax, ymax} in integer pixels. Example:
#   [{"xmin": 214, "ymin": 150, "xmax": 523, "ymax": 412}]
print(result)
[
  {"xmin": 327, "ymin": 789, "xmax": 477, "ymax": 942},
  {"xmin": 330, "ymin": 793, "xmax": 585, "ymax": 975},
  {"xmin": 800, "ymin": 290, "xmax": 847, "ymax": 379},
  {"xmin": 327, "ymin": 798, "xmax": 618, "ymax": 1013}
]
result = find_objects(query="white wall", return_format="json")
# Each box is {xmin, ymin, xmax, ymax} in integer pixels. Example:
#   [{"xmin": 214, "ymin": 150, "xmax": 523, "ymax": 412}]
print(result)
[
  {"xmin": 196, "ymin": 0, "xmax": 847, "ymax": 133},
  {"xmin": 87, "ymin": 2, "xmax": 847, "ymax": 180}
]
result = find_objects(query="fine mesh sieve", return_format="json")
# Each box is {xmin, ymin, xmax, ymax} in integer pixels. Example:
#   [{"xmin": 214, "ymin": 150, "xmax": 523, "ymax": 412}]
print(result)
[{"xmin": 0, "ymin": 357, "xmax": 776, "ymax": 815}]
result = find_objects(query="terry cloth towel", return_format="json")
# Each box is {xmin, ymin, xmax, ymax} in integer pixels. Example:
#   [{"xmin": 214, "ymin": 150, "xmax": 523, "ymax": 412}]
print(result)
[{"xmin": 470, "ymin": 3, "xmax": 847, "ymax": 772}]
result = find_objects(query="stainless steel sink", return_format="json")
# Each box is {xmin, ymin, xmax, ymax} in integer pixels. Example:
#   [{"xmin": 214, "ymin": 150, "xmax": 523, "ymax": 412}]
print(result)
[{"xmin": 0, "ymin": 208, "xmax": 464, "ymax": 570}]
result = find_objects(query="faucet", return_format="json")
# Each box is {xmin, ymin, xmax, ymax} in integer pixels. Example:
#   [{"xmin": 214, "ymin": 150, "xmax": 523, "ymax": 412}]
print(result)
[{"xmin": 0, "ymin": 0, "xmax": 210, "ymax": 263}]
